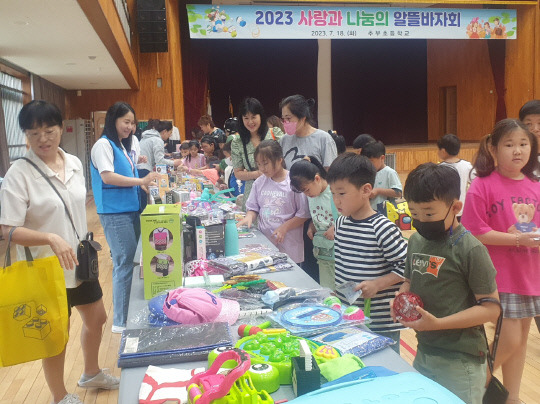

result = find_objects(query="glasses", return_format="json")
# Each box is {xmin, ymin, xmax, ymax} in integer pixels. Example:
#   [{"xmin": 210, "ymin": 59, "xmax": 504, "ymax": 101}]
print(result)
[{"xmin": 26, "ymin": 127, "xmax": 60, "ymax": 140}]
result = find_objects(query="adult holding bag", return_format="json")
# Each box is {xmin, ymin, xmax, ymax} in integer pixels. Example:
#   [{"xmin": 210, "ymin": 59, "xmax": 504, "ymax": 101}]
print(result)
[{"xmin": 0, "ymin": 101, "xmax": 117, "ymax": 404}]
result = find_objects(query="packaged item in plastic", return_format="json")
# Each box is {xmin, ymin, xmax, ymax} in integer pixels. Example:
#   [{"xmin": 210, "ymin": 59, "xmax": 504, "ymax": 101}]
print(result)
[
  {"xmin": 335, "ymin": 281, "xmax": 362, "ymax": 305},
  {"xmin": 310, "ymin": 327, "xmax": 395, "ymax": 358},
  {"xmin": 118, "ymin": 322, "xmax": 233, "ymax": 368}
]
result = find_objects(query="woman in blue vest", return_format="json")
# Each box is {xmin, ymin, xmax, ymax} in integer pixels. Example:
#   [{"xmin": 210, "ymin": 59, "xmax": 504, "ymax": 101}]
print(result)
[{"xmin": 90, "ymin": 102, "xmax": 159, "ymax": 332}]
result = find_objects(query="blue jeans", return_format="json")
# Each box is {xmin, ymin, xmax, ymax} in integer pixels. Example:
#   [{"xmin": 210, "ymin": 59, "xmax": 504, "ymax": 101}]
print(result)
[{"xmin": 99, "ymin": 211, "xmax": 140, "ymax": 327}]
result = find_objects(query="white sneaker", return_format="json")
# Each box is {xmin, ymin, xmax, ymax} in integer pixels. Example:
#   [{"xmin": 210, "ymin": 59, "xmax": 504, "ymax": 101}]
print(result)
[
  {"xmin": 111, "ymin": 325, "xmax": 126, "ymax": 334},
  {"xmin": 78, "ymin": 368, "xmax": 120, "ymax": 390},
  {"xmin": 55, "ymin": 393, "xmax": 83, "ymax": 404}
]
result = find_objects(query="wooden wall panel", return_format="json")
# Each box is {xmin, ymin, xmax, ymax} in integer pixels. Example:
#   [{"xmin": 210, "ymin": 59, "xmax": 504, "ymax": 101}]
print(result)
[
  {"xmin": 65, "ymin": 52, "xmax": 175, "ymax": 124},
  {"xmin": 427, "ymin": 39, "xmax": 496, "ymax": 142},
  {"xmin": 505, "ymin": 5, "xmax": 536, "ymax": 117},
  {"xmin": 387, "ymin": 143, "xmax": 479, "ymax": 172},
  {"xmin": 65, "ymin": 0, "xmax": 187, "ymax": 138}
]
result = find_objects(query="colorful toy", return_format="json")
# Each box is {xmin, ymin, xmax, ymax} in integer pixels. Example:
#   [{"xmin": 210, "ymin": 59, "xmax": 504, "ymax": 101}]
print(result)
[
  {"xmin": 247, "ymin": 363, "xmax": 280, "ymax": 394},
  {"xmin": 323, "ymin": 296, "xmax": 342, "ymax": 311},
  {"xmin": 235, "ymin": 332, "xmax": 339, "ymax": 385},
  {"xmin": 187, "ymin": 348, "xmax": 273, "ymax": 404},
  {"xmin": 385, "ymin": 200, "xmax": 415, "ymax": 231},
  {"xmin": 280, "ymin": 305, "xmax": 342, "ymax": 329},
  {"xmin": 238, "ymin": 321, "xmax": 272, "ymax": 337},
  {"xmin": 393, "ymin": 292, "xmax": 424, "ymax": 322},
  {"xmin": 342, "ymin": 306, "xmax": 365, "ymax": 321},
  {"xmin": 314, "ymin": 345, "xmax": 339, "ymax": 360}
]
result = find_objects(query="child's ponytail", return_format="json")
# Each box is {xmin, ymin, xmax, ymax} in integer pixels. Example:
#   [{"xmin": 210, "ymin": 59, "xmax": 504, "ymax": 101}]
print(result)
[
  {"xmin": 473, "ymin": 118, "xmax": 539, "ymax": 179},
  {"xmin": 289, "ymin": 156, "xmax": 327, "ymax": 193},
  {"xmin": 473, "ymin": 134, "xmax": 495, "ymax": 178}
]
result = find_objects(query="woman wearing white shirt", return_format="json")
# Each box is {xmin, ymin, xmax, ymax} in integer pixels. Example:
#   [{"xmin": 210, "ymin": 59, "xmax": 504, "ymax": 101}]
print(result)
[
  {"xmin": 0, "ymin": 101, "xmax": 118, "ymax": 404},
  {"xmin": 90, "ymin": 102, "xmax": 159, "ymax": 333}
]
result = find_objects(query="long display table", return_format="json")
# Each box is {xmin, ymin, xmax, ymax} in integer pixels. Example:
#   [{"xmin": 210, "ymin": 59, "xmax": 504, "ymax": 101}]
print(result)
[{"xmin": 118, "ymin": 230, "xmax": 415, "ymax": 403}]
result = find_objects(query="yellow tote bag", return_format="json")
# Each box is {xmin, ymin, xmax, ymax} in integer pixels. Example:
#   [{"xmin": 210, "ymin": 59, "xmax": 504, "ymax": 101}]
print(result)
[{"xmin": 0, "ymin": 229, "xmax": 69, "ymax": 367}]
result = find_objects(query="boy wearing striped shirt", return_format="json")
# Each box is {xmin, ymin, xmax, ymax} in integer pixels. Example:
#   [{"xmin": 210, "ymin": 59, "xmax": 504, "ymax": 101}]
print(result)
[{"xmin": 328, "ymin": 153, "xmax": 407, "ymax": 353}]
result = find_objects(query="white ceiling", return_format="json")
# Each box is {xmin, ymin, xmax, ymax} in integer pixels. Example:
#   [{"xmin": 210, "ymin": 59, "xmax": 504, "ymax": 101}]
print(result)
[{"xmin": 0, "ymin": 0, "xmax": 129, "ymax": 90}]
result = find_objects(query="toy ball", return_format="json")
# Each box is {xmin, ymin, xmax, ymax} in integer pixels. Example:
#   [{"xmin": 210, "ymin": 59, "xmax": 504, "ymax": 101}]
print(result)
[
  {"xmin": 343, "ymin": 306, "xmax": 365, "ymax": 321},
  {"xmin": 323, "ymin": 296, "xmax": 342, "ymax": 311},
  {"xmin": 236, "ymin": 16, "xmax": 246, "ymax": 27},
  {"xmin": 393, "ymin": 292, "xmax": 424, "ymax": 322}
]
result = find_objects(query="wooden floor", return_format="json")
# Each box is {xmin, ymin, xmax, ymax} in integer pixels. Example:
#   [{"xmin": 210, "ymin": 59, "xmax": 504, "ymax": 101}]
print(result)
[{"xmin": 1, "ymin": 198, "xmax": 539, "ymax": 403}]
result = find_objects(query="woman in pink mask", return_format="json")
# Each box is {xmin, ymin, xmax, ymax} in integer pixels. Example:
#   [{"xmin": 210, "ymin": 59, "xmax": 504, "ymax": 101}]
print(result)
[
  {"xmin": 231, "ymin": 97, "xmax": 284, "ymax": 211},
  {"xmin": 279, "ymin": 95, "xmax": 337, "ymax": 170}
]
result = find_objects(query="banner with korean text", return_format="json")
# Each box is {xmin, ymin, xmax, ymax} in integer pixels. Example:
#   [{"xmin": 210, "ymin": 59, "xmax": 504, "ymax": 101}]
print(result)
[{"xmin": 186, "ymin": 5, "xmax": 516, "ymax": 40}]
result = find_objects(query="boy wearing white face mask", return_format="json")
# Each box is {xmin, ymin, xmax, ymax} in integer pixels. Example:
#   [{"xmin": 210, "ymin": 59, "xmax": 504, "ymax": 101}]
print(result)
[{"xmin": 394, "ymin": 163, "xmax": 500, "ymax": 404}]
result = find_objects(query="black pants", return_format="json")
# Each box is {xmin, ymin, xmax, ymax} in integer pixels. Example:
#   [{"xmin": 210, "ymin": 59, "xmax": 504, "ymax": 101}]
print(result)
[{"xmin": 301, "ymin": 220, "xmax": 319, "ymax": 283}]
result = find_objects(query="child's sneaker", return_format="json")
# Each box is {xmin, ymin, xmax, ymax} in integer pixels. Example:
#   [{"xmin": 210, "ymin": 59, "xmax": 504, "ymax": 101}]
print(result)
[
  {"xmin": 78, "ymin": 369, "xmax": 120, "ymax": 390},
  {"xmin": 55, "ymin": 393, "xmax": 82, "ymax": 404}
]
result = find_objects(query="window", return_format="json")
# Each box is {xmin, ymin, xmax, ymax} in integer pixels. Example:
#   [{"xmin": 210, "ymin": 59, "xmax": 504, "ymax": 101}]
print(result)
[{"xmin": 1, "ymin": 72, "xmax": 25, "ymax": 160}]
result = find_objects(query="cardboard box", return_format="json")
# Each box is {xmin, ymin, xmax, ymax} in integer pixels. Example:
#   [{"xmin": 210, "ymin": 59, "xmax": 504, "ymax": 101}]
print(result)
[{"xmin": 141, "ymin": 204, "xmax": 183, "ymax": 299}]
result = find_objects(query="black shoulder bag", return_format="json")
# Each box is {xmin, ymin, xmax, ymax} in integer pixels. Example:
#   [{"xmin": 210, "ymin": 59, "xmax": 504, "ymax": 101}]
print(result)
[
  {"xmin": 477, "ymin": 297, "xmax": 509, "ymax": 404},
  {"xmin": 21, "ymin": 158, "xmax": 101, "ymax": 281}
]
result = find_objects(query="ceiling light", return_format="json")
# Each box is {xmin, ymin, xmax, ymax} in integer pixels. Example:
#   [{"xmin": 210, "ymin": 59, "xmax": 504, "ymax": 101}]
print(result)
[
  {"xmin": 14, "ymin": 20, "xmax": 29, "ymax": 26},
  {"xmin": 66, "ymin": 62, "xmax": 76, "ymax": 66},
  {"xmin": 89, "ymin": 82, "xmax": 98, "ymax": 85},
  {"xmin": 88, "ymin": 56, "xmax": 97, "ymax": 60}
]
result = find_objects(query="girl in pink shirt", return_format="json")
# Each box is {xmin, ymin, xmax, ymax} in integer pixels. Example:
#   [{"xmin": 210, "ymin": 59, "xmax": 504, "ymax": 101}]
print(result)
[
  {"xmin": 237, "ymin": 140, "xmax": 310, "ymax": 264},
  {"xmin": 461, "ymin": 119, "xmax": 540, "ymax": 403},
  {"xmin": 182, "ymin": 140, "xmax": 206, "ymax": 171}
]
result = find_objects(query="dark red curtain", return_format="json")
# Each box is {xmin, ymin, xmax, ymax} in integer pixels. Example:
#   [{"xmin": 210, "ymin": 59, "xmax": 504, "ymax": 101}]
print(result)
[
  {"xmin": 331, "ymin": 39, "xmax": 428, "ymax": 146},
  {"xmin": 180, "ymin": 0, "xmax": 210, "ymax": 137},
  {"xmin": 206, "ymin": 40, "xmax": 318, "ymax": 129}
]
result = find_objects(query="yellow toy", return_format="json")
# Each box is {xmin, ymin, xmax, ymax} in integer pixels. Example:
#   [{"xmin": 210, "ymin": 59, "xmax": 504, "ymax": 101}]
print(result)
[{"xmin": 385, "ymin": 201, "xmax": 415, "ymax": 231}]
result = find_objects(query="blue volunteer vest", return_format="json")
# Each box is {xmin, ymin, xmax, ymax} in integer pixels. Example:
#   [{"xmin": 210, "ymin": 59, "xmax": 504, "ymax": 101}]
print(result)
[{"xmin": 91, "ymin": 136, "xmax": 140, "ymax": 214}]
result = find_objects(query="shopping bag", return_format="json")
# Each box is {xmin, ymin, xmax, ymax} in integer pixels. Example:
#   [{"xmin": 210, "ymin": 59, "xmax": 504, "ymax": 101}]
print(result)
[
  {"xmin": 0, "ymin": 228, "xmax": 69, "ymax": 367},
  {"xmin": 478, "ymin": 298, "xmax": 509, "ymax": 404}
]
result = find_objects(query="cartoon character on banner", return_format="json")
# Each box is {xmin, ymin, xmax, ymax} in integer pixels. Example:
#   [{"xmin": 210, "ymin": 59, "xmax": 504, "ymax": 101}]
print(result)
[{"xmin": 205, "ymin": 5, "xmax": 246, "ymax": 38}]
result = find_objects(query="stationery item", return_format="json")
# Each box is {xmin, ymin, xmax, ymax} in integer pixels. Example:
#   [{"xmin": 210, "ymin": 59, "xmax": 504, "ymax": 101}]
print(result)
[
  {"xmin": 310, "ymin": 327, "xmax": 395, "ymax": 358},
  {"xmin": 0, "ymin": 227, "xmax": 69, "ymax": 367},
  {"xmin": 335, "ymin": 281, "xmax": 362, "ymax": 305},
  {"xmin": 118, "ymin": 322, "xmax": 233, "ymax": 368}
]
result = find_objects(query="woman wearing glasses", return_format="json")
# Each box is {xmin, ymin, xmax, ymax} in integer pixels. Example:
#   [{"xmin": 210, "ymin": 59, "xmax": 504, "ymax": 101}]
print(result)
[
  {"xmin": 279, "ymin": 94, "xmax": 337, "ymax": 170},
  {"xmin": 0, "ymin": 101, "xmax": 118, "ymax": 404},
  {"xmin": 231, "ymin": 97, "xmax": 284, "ymax": 210}
]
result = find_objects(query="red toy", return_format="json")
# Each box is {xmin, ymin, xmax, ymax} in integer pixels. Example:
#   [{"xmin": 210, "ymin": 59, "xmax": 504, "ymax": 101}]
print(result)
[
  {"xmin": 237, "ymin": 321, "xmax": 271, "ymax": 337},
  {"xmin": 187, "ymin": 348, "xmax": 250, "ymax": 404},
  {"xmin": 393, "ymin": 292, "xmax": 424, "ymax": 322}
]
